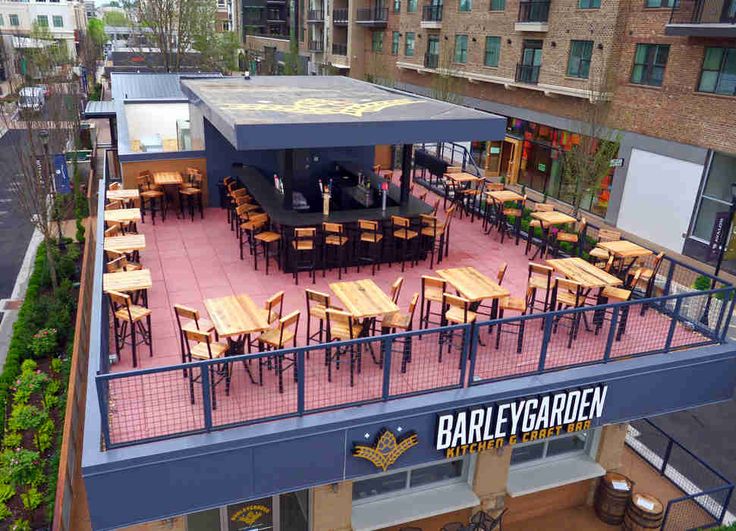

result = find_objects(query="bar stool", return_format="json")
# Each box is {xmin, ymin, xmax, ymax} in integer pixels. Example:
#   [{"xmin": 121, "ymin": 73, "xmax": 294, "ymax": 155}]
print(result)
[
  {"xmin": 184, "ymin": 328, "xmax": 230, "ymax": 409},
  {"xmin": 178, "ymin": 169, "xmax": 204, "ymax": 221},
  {"xmin": 495, "ymin": 282, "xmax": 529, "ymax": 354},
  {"xmin": 525, "ymin": 202, "xmax": 554, "ymax": 257},
  {"xmin": 253, "ymin": 216, "xmax": 282, "ymax": 274},
  {"xmin": 291, "ymin": 227, "xmax": 317, "ymax": 285},
  {"xmin": 108, "ymin": 290, "xmax": 153, "ymax": 368},
  {"xmin": 137, "ymin": 173, "xmax": 165, "ymax": 224},
  {"xmin": 305, "ymin": 289, "xmax": 340, "ymax": 345},
  {"xmin": 594, "ymin": 270, "xmax": 640, "ymax": 340},
  {"xmin": 256, "ymin": 311, "xmax": 301, "ymax": 393},
  {"xmin": 322, "ymin": 222, "xmax": 349, "ymax": 279},
  {"xmin": 325, "ymin": 309, "xmax": 364, "ymax": 387},
  {"xmin": 590, "ymin": 228, "xmax": 622, "ymax": 267},
  {"xmin": 173, "ymin": 304, "xmax": 216, "ymax": 375},
  {"xmin": 356, "ymin": 219, "xmax": 383, "ymax": 276},
  {"xmin": 218, "ymin": 176, "xmax": 234, "ymax": 209},
  {"xmin": 553, "ymin": 217, "xmax": 587, "ymax": 257},
  {"xmin": 391, "ymin": 215, "xmax": 419, "ymax": 273},
  {"xmin": 419, "ymin": 275, "xmax": 447, "ymax": 330},
  {"xmin": 528, "ymin": 263, "xmax": 554, "ymax": 314},
  {"xmin": 239, "ymin": 212, "xmax": 268, "ymax": 260},
  {"xmin": 380, "ymin": 293, "xmax": 419, "ymax": 373},
  {"xmin": 498, "ymin": 195, "xmax": 526, "ymax": 246},
  {"xmin": 440, "ymin": 293, "xmax": 476, "ymax": 363},
  {"xmin": 481, "ymin": 182, "xmax": 504, "ymax": 232},
  {"xmin": 420, "ymin": 205, "xmax": 456, "ymax": 269},
  {"xmin": 550, "ymin": 278, "xmax": 585, "ymax": 348}
]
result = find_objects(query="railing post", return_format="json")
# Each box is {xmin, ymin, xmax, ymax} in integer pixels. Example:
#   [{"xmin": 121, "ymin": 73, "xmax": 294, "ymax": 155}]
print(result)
[
  {"xmin": 463, "ymin": 323, "xmax": 478, "ymax": 387},
  {"xmin": 665, "ymin": 297, "xmax": 683, "ymax": 352},
  {"xmin": 719, "ymin": 487, "xmax": 733, "ymax": 524},
  {"xmin": 538, "ymin": 314, "xmax": 553, "ymax": 372},
  {"xmin": 200, "ymin": 365, "xmax": 213, "ymax": 431},
  {"xmin": 381, "ymin": 338, "xmax": 392, "ymax": 400},
  {"xmin": 714, "ymin": 289, "xmax": 729, "ymax": 340},
  {"xmin": 661, "ymin": 438, "xmax": 674, "ymax": 475},
  {"xmin": 661, "ymin": 499, "xmax": 674, "ymax": 530},
  {"xmin": 297, "ymin": 349, "xmax": 305, "ymax": 414},
  {"xmin": 720, "ymin": 289, "xmax": 736, "ymax": 342},
  {"xmin": 96, "ymin": 376, "xmax": 112, "ymax": 449},
  {"xmin": 662, "ymin": 261, "xmax": 675, "ymax": 299},
  {"xmin": 603, "ymin": 306, "xmax": 619, "ymax": 362}
]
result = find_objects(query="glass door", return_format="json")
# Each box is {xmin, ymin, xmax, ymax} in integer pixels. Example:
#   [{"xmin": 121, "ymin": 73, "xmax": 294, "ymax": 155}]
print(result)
[{"xmin": 521, "ymin": 40, "xmax": 542, "ymax": 67}]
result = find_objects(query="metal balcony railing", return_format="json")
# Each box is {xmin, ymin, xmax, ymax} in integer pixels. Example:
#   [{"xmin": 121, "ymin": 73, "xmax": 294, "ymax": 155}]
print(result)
[
  {"xmin": 421, "ymin": 4, "xmax": 443, "ymax": 20},
  {"xmin": 356, "ymin": 6, "xmax": 389, "ymax": 22},
  {"xmin": 669, "ymin": 0, "xmax": 736, "ymax": 24},
  {"xmin": 308, "ymin": 39, "xmax": 324, "ymax": 52},
  {"xmin": 517, "ymin": 0, "xmax": 550, "ymax": 22},
  {"xmin": 515, "ymin": 63, "xmax": 540, "ymax": 84},
  {"xmin": 332, "ymin": 42, "xmax": 348, "ymax": 55},
  {"xmin": 424, "ymin": 52, "xmax": 439, "ymax": 68},
  {"xmin": 307, "ymin": 8, "xmax": 324, "ymax": 21},
  {"xmin": 333, "ymin": 7, "xmax": 349, "ymax": 23}
]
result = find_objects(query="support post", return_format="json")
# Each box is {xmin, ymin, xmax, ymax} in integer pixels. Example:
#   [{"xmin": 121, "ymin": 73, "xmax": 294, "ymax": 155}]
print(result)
[
  {"xmin": 400, "ymin": 143, "xmax": 412, "ymax": 206},
  {"xmin": 283, "ymin": 148, "xmax": 294, "ymax": 210}
]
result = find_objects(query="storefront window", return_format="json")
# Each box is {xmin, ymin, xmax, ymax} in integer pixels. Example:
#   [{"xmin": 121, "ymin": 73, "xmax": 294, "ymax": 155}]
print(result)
[
  {"xmin": 185, "ymin": 491, "xmax": 309, "ymax": 531},
  {"xmin": 691, "ymin": 152, "xmax": 736, "ymax": 242},
  {"xmin": 228, "ymin": 497, "xmax": 274, "ymax": 530},
  {"xmin": 510, "ymin": 430, "xmax": 592, "ymax": 467}
]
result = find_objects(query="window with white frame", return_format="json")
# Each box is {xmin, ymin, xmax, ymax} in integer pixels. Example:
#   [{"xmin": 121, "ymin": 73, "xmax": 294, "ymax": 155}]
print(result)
[
  {"xmin": 510, "ymin": 429, "xmax": 593, "ymax": 467},
  {"xmin": 353, "ymin": 457, "xmax": 470, "ymax": 503},
  {"xmin": 52, "ymin": 15, "xmax": 63, "ymax": 27}
]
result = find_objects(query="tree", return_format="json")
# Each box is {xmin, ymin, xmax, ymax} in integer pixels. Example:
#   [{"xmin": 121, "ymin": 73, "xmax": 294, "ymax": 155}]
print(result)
[
  {"xmin": 430, "ymin": 39, "xmax": 462, "ymax": 104},
  {"xmin": 559, "ymin": 54, "xmax": 619, "ymax": 216},
  {"xmin": 193, "ymin": 30, "xmax": 240, "ymax": 73},
  {"xmin": 88, "ymin": 18, "xmax": 108, "ymax": 49},
  {"xmin": 103, "ymin": 10, "xmax": 129, "ymax": 27}
]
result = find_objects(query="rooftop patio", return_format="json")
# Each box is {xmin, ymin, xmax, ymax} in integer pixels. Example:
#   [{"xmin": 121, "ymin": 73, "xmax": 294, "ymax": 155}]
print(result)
[{"xmin": 98, "ymin": 176, "xmax": 732, "ymax": 448}]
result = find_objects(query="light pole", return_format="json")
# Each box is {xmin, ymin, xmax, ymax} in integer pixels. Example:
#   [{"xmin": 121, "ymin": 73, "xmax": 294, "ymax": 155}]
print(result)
[
  {"xmin": 700, "ymin": 182, "xmax": 736, "ymax": 325},
  {"xmin": 39, "ymin": 129, "xmax": 65, "ymax": 251}
]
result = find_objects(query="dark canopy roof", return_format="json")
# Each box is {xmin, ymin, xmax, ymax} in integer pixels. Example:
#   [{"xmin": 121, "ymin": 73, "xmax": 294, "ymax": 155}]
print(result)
[{"xmin": 180, "ymin": 76, "xmax": 506, "ymax": 150}]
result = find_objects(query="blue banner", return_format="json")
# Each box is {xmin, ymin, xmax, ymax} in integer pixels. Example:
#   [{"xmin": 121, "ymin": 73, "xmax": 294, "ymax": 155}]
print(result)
[{"xmin": 54, "ymin": 153, "xmax": 71, "ymax": 194}]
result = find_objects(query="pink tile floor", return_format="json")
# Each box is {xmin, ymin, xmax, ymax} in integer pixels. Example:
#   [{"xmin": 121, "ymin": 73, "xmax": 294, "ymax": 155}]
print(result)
[{"xmin": 104, "ymin": 188, "xmax": 707, "ymax": 445}]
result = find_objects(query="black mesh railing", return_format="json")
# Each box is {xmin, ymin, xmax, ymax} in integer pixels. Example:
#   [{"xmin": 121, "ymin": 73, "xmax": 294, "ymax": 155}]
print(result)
[
  {"xmin": 425, "ymin": 52, "xmax": 440, "ymax": 68},
  {"xmin": 515, "ymin": 63, "xmax": 540, "ymax": 83},
  {"xmin": 422, "ymin": 4, "xmax": 443, "ymax": 20},
  {"xmin": 332, "ymin": 42, "xmax": 348, "ymax": 55},
  {"xmin": 518, "ymin": 0, "xmax": 550, "ymax": 21},
  {"xmin": 356, "ymin": 6, "xmax": 389, "ymax": 21},
  {"xmin": 669, "ymin": 0, "xmax": 736, "ymax": 24},
  {"xmin": 332, "ymin": 7, "xmax": 349, "ymax": 22},
  {"xmin": 307, "ymin": 8, "xmax": 324, "ymax": 20},
  {"xmin": 308, "ymin": 40, "xmax": 324, "ymax": 52}
]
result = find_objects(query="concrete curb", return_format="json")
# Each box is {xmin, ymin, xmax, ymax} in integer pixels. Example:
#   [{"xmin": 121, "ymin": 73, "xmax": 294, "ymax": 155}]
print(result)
[{"xmin": 0, "ymin": 228, "xmax": 43, "ymax": 371}]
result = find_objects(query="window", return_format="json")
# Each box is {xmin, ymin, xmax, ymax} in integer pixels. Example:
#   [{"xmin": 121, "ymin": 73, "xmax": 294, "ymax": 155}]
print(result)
[
  {"xmin": 645, "ymin": 0, "xmax": 675, "ymax": 7},
  {"xmin": 405, "ymin": 31, "xmax": 415, "ymax": 56},
  {"xmin": 407, "ymin": 0, "xmax": 417, "ymax": 11},
  {"xmin": 9, "ymin": 14, "xmax": 19, "ymax": 26},
  {"xmin": 391, "ymin": 31, "xmax": 400, "ymax": 55},
  {"xmin": 698, "ymin": 47, "xmax": 736, "ymax": 96},
  {"xmin": 578, "ymin": 0, "xmax": 600, "ymax": 7},
  {"xmin": 459, "ymin": 0, "xmax": 471, "ymax": 10},
  {"xmin": 353, "ymin": 459, "xmax": 468, "ymax": 503},
  {"xmin": 394, "ymin": 0, "xmax": 401, "ymax": 12},
  {"xmin": 372, "ymin": 31, "xmax": 383, "ymax": 52},
  {"xmin": 52, "ymin": 15, "xmax": 63, "ymax": 27},
  {"xmin": 484, "ymin": 36, "xmax": 500, "ymax": 67},
  {"xmin": 490, "ymin": 0, "xmax": 505, "ymax": 10},
  {"xmin": 511, "ymin": 430, "xmax": 593, "ymax": 467},
  {"xmin": 567, "ymin": 40, "xmax": 592, "ymax": 78},
  {"xmin": 0, "ymin": 14, "xmax": 4, "ymax": 26},
  {"xmin": 454, "ymin": 35, "xmax": 468, "ymax": 63},
  {"xmin": 37, "ymin": 15, "xmax": 48, "ymax": 27},
  {"xmin": 690, "ymin": 152, "xmax": 736, "ymax": 242},
  {"xmin": 630, "ymin": 43, "xmax": 669, "ymax": 87}
]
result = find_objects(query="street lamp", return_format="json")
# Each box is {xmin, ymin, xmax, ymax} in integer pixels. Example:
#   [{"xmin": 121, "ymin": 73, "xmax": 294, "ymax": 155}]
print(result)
[
  {"xmin": 700, "ymin": 182, "xmax": 736, "ymax": 325},
  {"xmin": 39, "ymin": 129, "xmax": 65, "ymax": 251}
]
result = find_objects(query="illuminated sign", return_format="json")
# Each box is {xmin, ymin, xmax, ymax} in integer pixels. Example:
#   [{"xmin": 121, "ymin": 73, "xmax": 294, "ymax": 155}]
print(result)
[
  {"xmin": 230, "ymin": 503, "xmax": 271, "ymax": 527},
  {"xmin": 353, "ymin": 429, "xmax": 419, "ymax": 471},
  {"xmin": 436, "ymin": 384, "xmax": 608, "ymax": 458}
]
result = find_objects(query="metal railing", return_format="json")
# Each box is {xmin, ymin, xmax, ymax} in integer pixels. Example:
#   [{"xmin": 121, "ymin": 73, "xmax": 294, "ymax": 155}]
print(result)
[
  {"xmin": 424, "ymin": 52, "xmax": 440, "ymax": 68},
  {"xmin": 669, "ymin": 0, "xmax": 736, "ymax": 24},
  {"xmin": 356, "ymin": 6, "xmax": 389, "ymax": 22},
  {"xmin": 332, "ymin": 42, "xmax": 348, "ymax": 55},
  {"xmin": 307, "ymin": 8, "xmax": 324, "ymax": 21},
  {"xmin": 308, "ymin": 40, "xmax": 324, "ymax": 52},
  {"xmin": 416, "ymin": 141, "xmax": 484, "ymax": 177},
  {"xmin": 626, "ymin": 419, "xmax": 734, "ymax": 530},
  {"xmin": 422, "ymin": 4, "xmax": 443, "ymax": 21},
  {"xmin": 516, "ymin": 63, "xmax": 540, "ymax": 84},
  {"xmin": 518, "ymin": 0, "xmax": 550, "ymax": 21},
  {"xmin": 332, "ymin": 7, "xmax": 349, "ymax": 23}
]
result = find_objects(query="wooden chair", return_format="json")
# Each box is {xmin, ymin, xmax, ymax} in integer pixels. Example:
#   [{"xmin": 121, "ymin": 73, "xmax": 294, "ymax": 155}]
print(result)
[
  {"xmin": 178, "ymin": 170, "xmax": 204, "ymax": 221},
  {"xmin": 550, "ymin": 278, "xmax": 585, "ymax": 348},
  {"xmin": 291, "ymin": 227, "xmax": 318, "ymax": 285},
  {"xmin": 391, "ymin": 215, "xmax": 419, "ymax": 272},
  {"xmin": 105, "ymin": 250, "xmax": 142, "ymax": 272},
  {"xmin": 104, "ymin": 223, "xmax": 122, "ymax": 238},
  {"xmin": 389, "ymin": 276, "xmax": 404, "ymax": 304},
  {"xmin": 356, "ymin": 219, "xmax": 384, "ymax": 276},
  {"xmin": 380, "ymin": 293, "xmax": 419, "ymax": 372},
  {"xmin": 498, "ymin": 195, "xmax": 527, "ymax": 246},
  {"xmin": 183, "ymin": 328, "xmax": 229, "ymax": 409},
  {"xmin": 554, "ymin": 217, "xmax": 587, "ymax": 257},
  {"xmin": 322, "ymin": 222, "xmax": 349, "ymax": 279},
  {"xmin": 239, "ymin": 212, "xmax": 268, "ymax": 260},
  {"xmin": 325, "ymin": 309, "xmax": 364, "ymax": 387},
  {"xmin": 589, "ymin": 228, "xmax": 622, "ymax": 264},
  {"xmin": 253, "ymin": 224, "xmax": 282, "ymax": 275},
  {"xmin": 107, "ymin": 290, "xmax": 152, "ymax": 368},
  {"xmin": 471, "ymin": 508, "xmax": 508, "ymax": 531},
  {"xmin": 594, "ymin": 270, "xmax": 641, "ymax": 340},
  {"xmin": 528, "ymin": 263, "xmax": 554, "ymax": 314},
  {"xmin": 440, "ymin": 293, "xmax": 476, "ymax": 362},
  {"xmin": 420, "ymin": 205, "xmax": 456, "ymax": 268},
  {"xmin": 257, "ymin": 310, "xmax": 301, "ymax": 393},
  {"xmin": 496, "ymin": 287, "xmax": 530, "ymax": 354},
  {"xmin": 631, "ymin": 251, "xmax": 665, "ymax": 313},
  {"xmin": 525, "ymin": 202, "xmax": 555, "ymax": 256},
  {"xmin": 173, "ymin": 304, "xmax": 216, "ymax": 374},
  {"xmin": 305, "ymin": 289, "xmax": 340, "ymax": 345},
  {"xmin": 419, "ymin": 275, "xmax": 447, "ymax": 330},
  {"xmin": 136, "ymin": 172, "xmax": 166, "ymax": 224},
  {"xmin": 481, "ymin": 182, "xmax": 505, "ymax": 232},
  {"xmin": 249, "ymin": 290, "xmax": 285, "ymax": 351}
]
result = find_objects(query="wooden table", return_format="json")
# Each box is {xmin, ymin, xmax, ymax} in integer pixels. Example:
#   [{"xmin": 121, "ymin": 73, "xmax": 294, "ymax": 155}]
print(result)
[
  {"xmin": 104, "ymin": 234, "xmax": 146, "ymax": 254},
  {"xmin": 444, "ymin": 171, "xmax": 484, "ymax": 184},
  {"xmin": 104, "ymin": 208, "xmax": 142, "ymax": 225},
  {"xmin": 204, "ymin": 294, "xmax": 270, "ymax": 339},
  {"xmin": 330, "ymin": 279, "xmax": 399, "ymax": 320},
  {"xmin": 598, "ymin": 240, "xmax": 653, "ymax": 260},
  {"xmin": 546, "ymin": 257, "xmax": 622, "ymax": 289},
  {"xmin": 103, "ymin": 269, "xmax": 152, "ymax": 306},
  {"xmin": 152, "ymin": 171, "xmax": 183, "ymax": 186},
  {"xmin": 485, "ymin": 190, "xmax": 524, "ymax": 203},
  {"xmin": 436, "ymin": 266, "xmax": 509, "ymax": 303},
  {"xmin": 107, "ymin": 189, "xmax": 140, "ymax": 201},
  {"xmin": 529, "ymin": 211, "xmax": 578, "ymax": 259}
]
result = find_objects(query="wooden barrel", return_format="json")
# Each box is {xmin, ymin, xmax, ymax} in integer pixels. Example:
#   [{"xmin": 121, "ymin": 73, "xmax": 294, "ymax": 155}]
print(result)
[
  {"xmin": 595, "ymin": 472, "xmax": 634, "ymax": 525},
  {"xmin": 623, "ymin": 493, "xmax": 664, "ymax": 531}
]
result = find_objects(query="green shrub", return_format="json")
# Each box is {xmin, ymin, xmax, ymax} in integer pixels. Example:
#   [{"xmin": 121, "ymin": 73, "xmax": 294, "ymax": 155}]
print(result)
[
  {"xmin": 50, "ymin": 358, "xmax": 63, "ymax": 375},
  {"xmin": 8, "ymin": 404, "xmax": 46, "ymax": 433},
  {"xmin": 19, "ymin": 360, "xmax": 37, "ymax": 373},
  {"xmin": 11, "ymin": 519, "xmax": 32, "ymax": 531},
  {"xmin": 0, "ymin": 483, "xmax": 14, "ymax": 503},
  {"xmin": 0, "ymin": 502, "xmax": 11, "ymax": 520},
  {"xmin": 0, "ymin": 448, "xmax": 43, "ymax": 488},
  {"xmin": 12, "ymin": 367, "xmax": 47, "ymax": 405},
  {"xmin": 693, "ymin": 274, "xmax": 711, "ymax": 291},
  {"xmin": 29, "ymin": 328, "xmax": 58, "ymax": 358},
  {"xmin": 20, "ymin": 486, "xmax": 42, "ymax": 511},
  {"xmin": 37, "ymin": 419, "xmax": 55, "ymax": 453},
  {"xmin": 43, "ymin": 387, "xmax": 59, "ymax": 410},
  {"xmin": 2, "ymin": 432, "xmax": 22, "ymax": 449}
]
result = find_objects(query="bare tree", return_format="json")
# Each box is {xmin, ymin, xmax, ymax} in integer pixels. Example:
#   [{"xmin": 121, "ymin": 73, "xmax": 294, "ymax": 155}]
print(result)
[{"xmin": 430, "ymin": 39, "xmax": 462, "ymax": 104}]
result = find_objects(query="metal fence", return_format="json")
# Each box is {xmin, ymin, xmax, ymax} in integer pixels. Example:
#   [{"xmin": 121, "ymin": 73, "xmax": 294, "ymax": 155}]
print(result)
[
  {"xmin": 669, "ymin": 0, "xmax": 736, "ymax": 25},
  {"xmin": 626, "ymin": 419, "xmax": 734, "ymax": 530}
]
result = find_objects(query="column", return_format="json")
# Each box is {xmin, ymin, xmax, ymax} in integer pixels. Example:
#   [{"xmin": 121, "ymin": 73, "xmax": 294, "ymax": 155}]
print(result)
[
  {"xmin": 595, "ymin": 423, "xmax": 629, "ymax": 472},
  {"xmin": 310, "ymin": 481, "xmax": 353, "ymax": 531},
  {"xmin": 283, "ymin": 148, "xmax": 294, "ymax": 210},
  {"xmin": 400, "ymin": 143, "xmax": 412, "ymax": 206},
  {"xmin": 472, "ymin": 446, "xmax": 512, "ymax": 514}
]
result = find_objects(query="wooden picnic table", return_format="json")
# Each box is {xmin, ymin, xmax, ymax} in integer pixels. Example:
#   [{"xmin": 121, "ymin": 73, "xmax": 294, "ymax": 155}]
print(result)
[
  {"xmin": 104, "ymin": 234, "xmax": 146, "ymax": 254},
  {"xmin": 107, "ymin": 189, "xmax": 140, "ymax": 201},
  {"xmin": 203, "ymin": 293, "xmax": 270, "ymax": 339},
  {"xmin": 485, "ymin": 190, "xmax": 524, "ymax": 203},
  {"xmin": 103, "ymin": 269, "xmax": 152, "ymax": 294},
  {"xmin": 597, "ymin": 240, "xmax": 653, "ymax": 260},
  {"xmin": 330, "ymin": 279, "xmax": 399, "ymax": 320},
  {"xmin": 104, "ymin": 208, "xmax": 142, "ymax": 224},
  {"xmin": 152, "ymin": 171, "xmax": 183, "ymax": 186},
  {"xmin": 546, "ymin": 257, "xmax": 623, "ymax": 289},
  {"xmin": 436, "ymin": 266, "xmax": 509, "ymax": 303}
]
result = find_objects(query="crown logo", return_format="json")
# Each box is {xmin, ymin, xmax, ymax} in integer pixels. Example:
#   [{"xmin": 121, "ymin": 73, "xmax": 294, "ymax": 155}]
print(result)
[
  {"xmin": 230, "ymin": 504, "xmax": 271, "ymax": 526},
  {"xmin": 353, "ymin": 429, "xmax": 419, "ymax": 472}
]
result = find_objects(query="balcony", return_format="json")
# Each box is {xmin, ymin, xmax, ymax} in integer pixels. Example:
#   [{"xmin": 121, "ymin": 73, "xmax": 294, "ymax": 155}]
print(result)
[
  {"xmin": 516, "ymin": 63, "xmax": 540, "ymax": 84},
  {"xmin": 515, "ymin": 0, "xmax": 549, "ymax": 31},
  {"xmin": 666, "ymin": 0, "xmax": 736, "ymax": 37},
  {"xmin": 308, "ymin": 39, "xmax": 324, "ymax": 51},
  {"xmin": 424, "ymin": 51, "xmax": 439, "ymax": 68},
  {"xmin": 421, "ymin": 4, "xmax": 443, "ymax": 28},
  {"xmin": 332, "ymin": 42, "xmax": 348, "ymax": 55},
  {"xmin": 333, "ymin": 7, "xmax": 349, "ymax": 24},
  {"xmin": 307, "ymin": 8, "xmax": 325, "ymax": 22},
  {"xmin": 356, "ymin": 6, "xmax": 388, "ymax": 25}
]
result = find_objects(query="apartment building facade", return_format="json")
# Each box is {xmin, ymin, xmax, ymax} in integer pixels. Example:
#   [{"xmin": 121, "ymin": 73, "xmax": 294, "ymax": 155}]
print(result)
[{"xmin": 273, "ymin": 0, "xmax": 736, "ymax": 271}]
